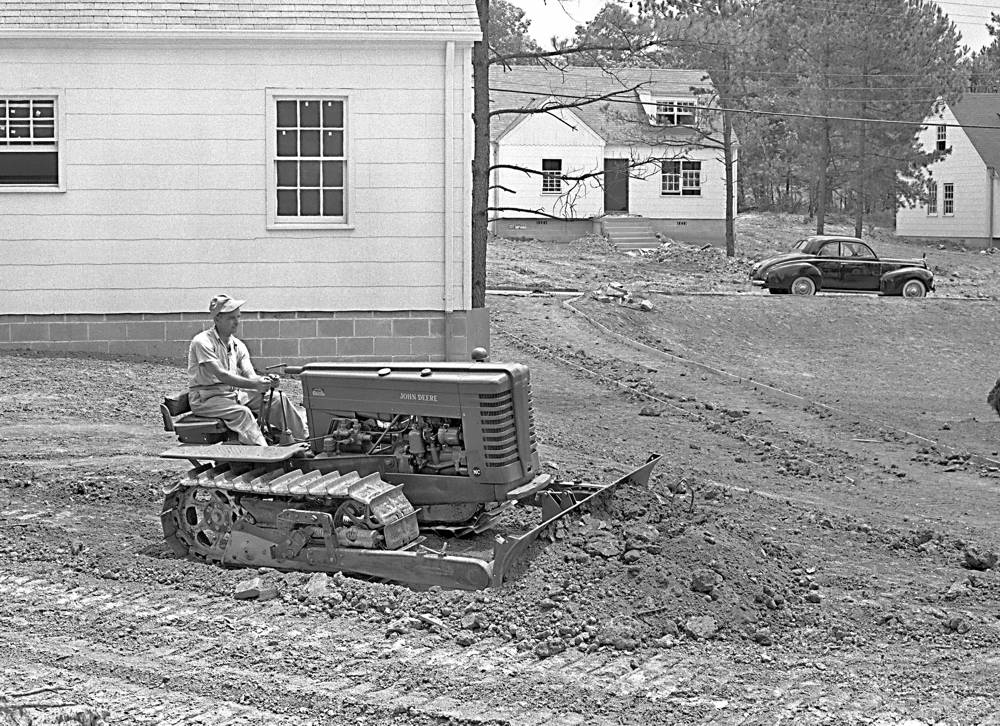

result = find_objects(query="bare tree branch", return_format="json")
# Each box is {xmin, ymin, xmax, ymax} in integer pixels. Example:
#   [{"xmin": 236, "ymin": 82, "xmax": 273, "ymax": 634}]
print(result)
[
  {"xmin": 490, "ymin": 156, "xmax": 683, "ymax": 183},
  {"xmin": 488, "ymin": 206, "xmax": 569, "ymax": 220},
  {"xmin": 489, "ymin": 39, "xmax": 669, "ymax": 66},
  {"xmin": 489, "ymin": 83, "xmax": 648, "ymax": 118}
]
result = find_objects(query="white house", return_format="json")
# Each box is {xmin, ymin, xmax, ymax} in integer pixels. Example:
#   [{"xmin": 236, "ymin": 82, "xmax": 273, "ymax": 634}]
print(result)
[
  {"xmin": 896, "ymin": 94, "xmax": 1000, "ymax": 249},
  {"xmin": 489, "ymin": 66, "xmax": 737, "ymax": 245},
  {"xmin": 0, "ymin": 0, "xmax": 482, "ymax": 367}
]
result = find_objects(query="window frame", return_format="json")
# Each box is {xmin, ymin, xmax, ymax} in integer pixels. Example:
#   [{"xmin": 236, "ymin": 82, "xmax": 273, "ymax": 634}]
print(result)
[
  {"xmin": 936, "ymin": 124, "xmax": 947, "ymax": 152},
  {"xmin": 654, "ymin": 99, "xmax": 697, "ymax": 127},
  {"xmin": 926, "ymin": 182, "xmax": 937, "ymax": 215},
  {"xmin": 0, "ymin": 89, "xmax": 66, "ymax": 193},
  {"xmin": 843, "ymin": 241, "xmax": 875, "ymax": 259},
  {"xmin": 541, "ymin": 158, "xmax": 562, "ymax": 195},
  {"xmin": 661, "ymin": 159, "xmax": 702, "ymax": 196},
  {"xmin": 265, "ymin": 89, "xmax": 352, "ymax": 230},
  {"xmin": 942, "ymin": 182, "xmax": 954, "ymax": 216}
]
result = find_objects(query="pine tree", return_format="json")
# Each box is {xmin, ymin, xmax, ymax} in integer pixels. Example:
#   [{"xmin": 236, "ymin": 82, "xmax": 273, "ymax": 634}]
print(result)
[
  {"xmin": 570, "ymin": 3, "xmax": 660, "ymax": 67},
  {"xmin": 967, "ymin": 13, "xmax": 1000, "ymax": 92},
  {"xmin": 738, "ymin": 0, "xmax": 964, "ymax": 233},
  {"xmin": 487, "ymin": 0, "xmax": 542, "ymax": 61}
]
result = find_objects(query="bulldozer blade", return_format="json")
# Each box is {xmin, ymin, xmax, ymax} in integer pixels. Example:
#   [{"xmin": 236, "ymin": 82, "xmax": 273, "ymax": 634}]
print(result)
[
  {"xmin": 176, "ymin": 455, "xmax": 659, "ymax": 591},
  {"xmin": 488, "ymin": 453, "xmax": 662, "ymax": 588},
  {"xmin": 223, "ymin": 519, "xmax": 493, "ymax": 590}
]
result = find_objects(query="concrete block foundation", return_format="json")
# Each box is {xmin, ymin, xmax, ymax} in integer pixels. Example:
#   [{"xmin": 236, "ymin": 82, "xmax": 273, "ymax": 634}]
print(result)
[{"xmin": 0, "ymin": 309, "xmax": 491, "ymax": 370}]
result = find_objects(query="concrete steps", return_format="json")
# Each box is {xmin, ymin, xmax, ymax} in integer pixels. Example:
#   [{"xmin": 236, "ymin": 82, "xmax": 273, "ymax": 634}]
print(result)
[{"xmin": 600, "ymin": 216, "xmax": 659, "ymax": 251}]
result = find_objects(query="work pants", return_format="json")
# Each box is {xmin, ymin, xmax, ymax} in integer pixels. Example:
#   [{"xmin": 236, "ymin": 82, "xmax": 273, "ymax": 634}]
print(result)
[{"xmin": 189, "ymin": 388, "xmax": 308, "ymax": 446}]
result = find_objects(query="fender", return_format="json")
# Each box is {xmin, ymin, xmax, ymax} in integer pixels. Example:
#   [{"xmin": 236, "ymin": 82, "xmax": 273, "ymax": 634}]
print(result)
[
  {"xmin": 766, "ymin": 261, "xmax": 822, "ymax": 288},
  {"xmin": 880, "ymin": 266, "xmax": 934, "ymax": 295}
]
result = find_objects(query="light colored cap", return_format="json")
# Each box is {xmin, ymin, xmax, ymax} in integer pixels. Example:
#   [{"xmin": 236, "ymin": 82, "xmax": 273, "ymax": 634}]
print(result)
[{"xmin": 209, "ymin": 293, "xmax": 245, "ymax": 316}]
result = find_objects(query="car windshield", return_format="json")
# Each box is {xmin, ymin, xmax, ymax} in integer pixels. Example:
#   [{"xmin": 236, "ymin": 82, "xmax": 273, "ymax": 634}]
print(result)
[{"xmin": 793, "ymin": 239, "xmax": 811, "ymax": 250}]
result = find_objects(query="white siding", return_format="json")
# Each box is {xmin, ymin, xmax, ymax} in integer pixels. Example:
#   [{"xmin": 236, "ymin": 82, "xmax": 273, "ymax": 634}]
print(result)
[
  {"xmin": 493, "ymin": 108, "xmax": 605, "ymax": 219},
  {"xmin": 896, "ymin": 105, "xmax": 990, "ymax": 239},
  {"xmin": 0, "ymin": 38, "xmax": 473, "ymax": 314},
  {"xmin": 492, "ymin": 109, "xmax": 731, "ymax": 222},
  {"xmin": 604, "ymin": 143, "xmax": 728, "ymax": 220}
]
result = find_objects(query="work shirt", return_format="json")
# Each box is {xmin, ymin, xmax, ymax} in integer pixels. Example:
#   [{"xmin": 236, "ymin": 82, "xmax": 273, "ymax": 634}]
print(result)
[{"xmin": 188, "ymin": 326, "xmax": 256, "ymax": 393}]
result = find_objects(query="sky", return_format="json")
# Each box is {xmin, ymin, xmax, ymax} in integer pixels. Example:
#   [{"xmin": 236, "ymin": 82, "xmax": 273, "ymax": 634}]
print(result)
[{"xmin": 509, "ymin": 0, "xmax": 997, "ymax": 52}]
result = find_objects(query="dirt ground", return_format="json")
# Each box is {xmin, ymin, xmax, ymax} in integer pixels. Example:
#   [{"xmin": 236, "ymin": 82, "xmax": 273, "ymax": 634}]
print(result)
[{"xmin": 3, "ymin": 213, "xmax": 1000, "ymax": 725}]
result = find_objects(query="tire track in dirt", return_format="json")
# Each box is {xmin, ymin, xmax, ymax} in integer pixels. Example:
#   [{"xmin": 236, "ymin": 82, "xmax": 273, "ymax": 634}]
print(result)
[
  {"xmin": 1, "ymin": 571, "xmax": 667, "ymax": 725},
  {"xmin": 1, "ymin": 662, "xmax": 305, "ymax": 726},
  {"xmin": 9, "ymin": 571, "xmax": 994, "ymax": 725}
]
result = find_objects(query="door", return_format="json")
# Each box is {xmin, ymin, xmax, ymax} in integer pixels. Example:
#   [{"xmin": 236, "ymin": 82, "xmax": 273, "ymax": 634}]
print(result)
[
  {"xmin": 813, "ymin": 240, "xmax": 844, "ymax": 289},
  {"xmin": 603, "ymin": 158, "xmax": 629, "ymax": 213},
  {"xmin": 839, "ymin": 241, "xmax": 881, "ymax": 291}
]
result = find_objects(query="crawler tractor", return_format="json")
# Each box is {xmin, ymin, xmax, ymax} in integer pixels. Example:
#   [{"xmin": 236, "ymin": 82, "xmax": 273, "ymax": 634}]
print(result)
[{"xmin": 159, "ymin": 358, "xmax": 660, "ymax": 590}]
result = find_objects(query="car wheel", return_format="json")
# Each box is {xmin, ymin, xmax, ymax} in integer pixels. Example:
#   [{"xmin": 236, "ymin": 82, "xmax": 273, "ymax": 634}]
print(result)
[
  {"xmin": 901, "ymin": 279, "xmax": 926, "ymax": 298},
  {"xmin": 790, "ymin": 276, "xmax": 816, "ymax": 296}
]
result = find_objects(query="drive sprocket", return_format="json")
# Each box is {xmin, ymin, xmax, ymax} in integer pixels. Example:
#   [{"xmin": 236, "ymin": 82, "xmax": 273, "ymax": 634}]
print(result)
[{"xmin": 161, "ymin": 486, "xmax": 245, "ymax": 563}]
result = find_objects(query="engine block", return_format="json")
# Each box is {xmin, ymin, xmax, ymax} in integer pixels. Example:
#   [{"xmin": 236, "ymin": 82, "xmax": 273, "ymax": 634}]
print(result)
[{"xmin": 288, "ymin": 361, "xmax": 542, "ymax": 506}]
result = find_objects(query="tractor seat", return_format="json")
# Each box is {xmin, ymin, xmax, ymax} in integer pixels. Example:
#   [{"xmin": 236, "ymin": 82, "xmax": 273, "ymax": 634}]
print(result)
[{"xmin": 160, "ymin": 391, "xmax": 231, "ymax": 444}]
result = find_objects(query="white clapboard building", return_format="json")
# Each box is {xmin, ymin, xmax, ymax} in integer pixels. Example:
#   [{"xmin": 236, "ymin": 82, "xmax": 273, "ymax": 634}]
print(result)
[
  {"xmin": 896, "ymin": 94, "xmax": 1000, "ymax": 249},
  {"xmin": 0, "ymin": 0, "xmax": 482, "ymax": 366},
  {"xmin": 489, "ymin": 66, "xmax": 736, "ymax": 246}
]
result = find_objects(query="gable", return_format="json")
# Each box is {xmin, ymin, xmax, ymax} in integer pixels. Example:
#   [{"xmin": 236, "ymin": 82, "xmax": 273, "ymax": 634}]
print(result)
[
  {"xmin": 490, "ymin": 66, "xmax": 718, "ymax": 145},
  {"xmin": 950, "ymin": 93, "xmax": 1000, "ymax": 169},
  {"xmin": 498, "ymin": 103, "xmax": 605, "ymax": 148}
]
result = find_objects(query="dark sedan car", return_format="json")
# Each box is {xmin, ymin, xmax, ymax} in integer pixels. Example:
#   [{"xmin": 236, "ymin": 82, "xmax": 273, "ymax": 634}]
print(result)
[{"xmin": 749, "ymin": 235, "xmax": 934, "ymax": 297}]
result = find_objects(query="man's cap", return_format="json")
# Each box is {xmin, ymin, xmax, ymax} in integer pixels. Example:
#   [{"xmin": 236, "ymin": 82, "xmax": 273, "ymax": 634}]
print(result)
[{"xmin": 209, "ymin": 293, "xmax": 245, "ymax": 316}]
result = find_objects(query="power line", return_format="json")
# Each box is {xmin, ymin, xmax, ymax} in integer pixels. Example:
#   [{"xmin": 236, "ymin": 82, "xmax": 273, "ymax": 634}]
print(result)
[
  {"xmin": 934, "ymin": 0, "xmax": 1000, "ymax": 10},
  {"xmin": 733, "ymin": 0, "xmax": 994, "ymax": 20},
  {"xmin": 521, "ymin": 64, "xmax": 967, "ymax": 78},
  {"xmin": 491, "ymin": 85, "xmax": 1000, "ymax": 129}
]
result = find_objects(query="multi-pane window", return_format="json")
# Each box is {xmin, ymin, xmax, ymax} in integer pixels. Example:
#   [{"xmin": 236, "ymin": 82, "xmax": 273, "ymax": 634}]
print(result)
[
  {"xmin": 936, "ymin": 125, "xmax": 947, "ymax": 152},
  {"xmin": 655, "ymin": 100, "xmax": 696, "ymax": 126},
  {"xmin": 274, "ymin": 98, "xmax": 345, "ymax": 218},
  {"xmin": 0, "ymin": 98, "xmax": 58, "ymax": 186},
  {"xmin": 927, "ymin": 183, "xmax": 937, "ymax": 215},
  {"xmin": 943, "ymin": 183, "xmax": 954, "ymax": 215},
  {"xmin": 541, "ymin": 159, "xmax": 562, "ymax": 194},
  {"xmin": 661, "ymin": 160, "xmax": 702, "ymax": 196}
]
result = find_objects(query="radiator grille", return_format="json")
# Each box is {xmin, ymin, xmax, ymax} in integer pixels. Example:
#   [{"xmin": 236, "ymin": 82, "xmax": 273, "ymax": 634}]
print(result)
[
  {"xmin": 525, "ymin": 381, "xmax": 537, "ymax": 453},
  {"xmin": 478, "ymin": 391, "xmax": 520, "ymax": 467}
]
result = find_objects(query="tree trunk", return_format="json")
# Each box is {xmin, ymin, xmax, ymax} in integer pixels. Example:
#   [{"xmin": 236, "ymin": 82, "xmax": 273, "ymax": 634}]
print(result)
[
  {"xmin": 854, "ymin": 51, "xmax": 870, "ymax": 238},
  {"xmin": 715, "ymin": 47, "xmax": 736, "ymax": 256},
  {"xmin": 854, "ymin": 118, "xmax": 867, "ymax": 238},
  {"xmin": 723, "ymin": 107, "xmax": 735, "ymax": 257},
  {"xmin": 815, "ymin": 116, "xmax": 830, "ymax": 234},
  {"xmin": 471, "ymin": 0, "xmax": 489, "ymax": 309}
]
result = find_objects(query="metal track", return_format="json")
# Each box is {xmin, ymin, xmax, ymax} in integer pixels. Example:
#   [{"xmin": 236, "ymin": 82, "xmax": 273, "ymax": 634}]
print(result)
[{"xmin": 161, "ymin": 463, "xmax": 418, "ymax": 562}]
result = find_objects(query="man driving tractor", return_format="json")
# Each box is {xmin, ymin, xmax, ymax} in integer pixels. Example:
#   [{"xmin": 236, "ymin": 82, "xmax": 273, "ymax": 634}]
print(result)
[{"xmin": 187, "ymin": 293, "xmax": 307, "ymax": 446}]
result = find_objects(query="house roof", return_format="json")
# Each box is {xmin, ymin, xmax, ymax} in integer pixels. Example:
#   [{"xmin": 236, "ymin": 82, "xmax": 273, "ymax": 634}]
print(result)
[
  {"xmin": 0, "ymin": 0, "xmax": 481, "ymax": 37},
  {"xmin": 950, "ymin": 93, "xmax": 1000, "ymax": 169},
  {"xmin": 489, "ymin": 66, "xmax": 717, "ymax": 145}
]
